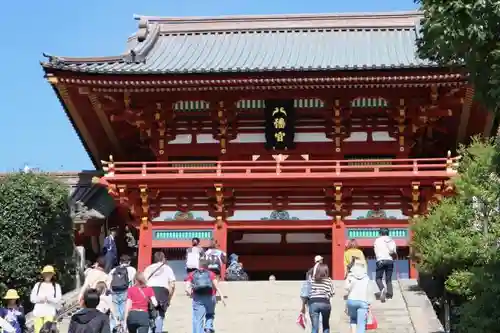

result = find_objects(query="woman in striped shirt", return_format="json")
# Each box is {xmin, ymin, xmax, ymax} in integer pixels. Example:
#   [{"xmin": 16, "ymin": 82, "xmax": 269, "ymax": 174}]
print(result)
[{"xmin": 303, "ymin": 264, "xmax": 335, "ymax": 333}]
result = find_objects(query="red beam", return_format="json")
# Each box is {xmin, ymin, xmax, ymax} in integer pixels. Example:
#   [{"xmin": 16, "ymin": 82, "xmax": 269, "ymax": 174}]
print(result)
[
  {"xmin": 344, "ymin": 219, "xmax": 408, "ymax": 228},
  {"xmin": 151, "ymin": 221, "xmax": 214, "ymax": 229},
  {"xmin": 227, "ymin": 220, "xmax": 332, "ymax": 230},
  {"xmin": 147, "ymin": 141, "xmax": 401, "ymax": 157},
  {"xmin": 102, "ymin": 172, "xmax": 452, "ymax": 188},
  {"xmin": 151, "ymin": 239, "xmax": 211, "ymax": 248}
]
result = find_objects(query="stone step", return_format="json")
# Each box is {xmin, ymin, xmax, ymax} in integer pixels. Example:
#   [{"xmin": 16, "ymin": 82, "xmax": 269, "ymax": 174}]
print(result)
[
  {"xmin": 163, "ymin": 281, "xmax": 415, "ymax": 333},
  {"xmin": 54, "ymin": 280, "xmax": 444, "ymax": 333}
]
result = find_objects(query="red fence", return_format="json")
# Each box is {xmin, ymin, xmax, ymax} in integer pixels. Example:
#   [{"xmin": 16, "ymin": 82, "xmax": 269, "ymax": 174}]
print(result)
[{"xmin": 102, "ymin": 156, "xmax": 458, "ymax": 179}]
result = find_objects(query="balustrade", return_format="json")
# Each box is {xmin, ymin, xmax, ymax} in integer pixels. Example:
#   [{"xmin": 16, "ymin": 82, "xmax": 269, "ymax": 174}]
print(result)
[{"xmin": 101, "ymin": 154, "xmax": 458, "ymax": 179}]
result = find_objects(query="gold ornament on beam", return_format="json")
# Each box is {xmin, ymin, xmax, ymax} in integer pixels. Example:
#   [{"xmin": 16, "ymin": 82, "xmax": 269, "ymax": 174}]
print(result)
[
  {"xmin": 216, "ymin": 216, "xmax": 224, "ymax": 229},
  {"xmin": 217, "ymin": 101, "xmax": 228, "ymax": 154},
  {"xmin": 334, "ymin": 183, "xmax": 343, "ymax": 212},
  {"xmin": 398, "ymin": 99, "xmax": 406, "ymax": 152},
  {"xmin": 430, "ymin": 85, "xmax": 438, "ymax": 103},
  {"xmin": 139, "ymin": 186, "xmax": 149, "ymax": 228},
  {"xmin": 411, "ymin": 182, "xmax": 420, "ymax": 216},
  {"xmin": 333, "ymin": 99, "xmax": 342, "ymax": 153},
  {"xmin": 433, "ymin": 181, "xmax": 443, "ymax": 201},
  {"xmin": 102, "ymin": 155, "xmax": 115, "ymax": 177},
  {"xmin": 117, "ymin": 185, "xmax": 127, "ymax": 205}
]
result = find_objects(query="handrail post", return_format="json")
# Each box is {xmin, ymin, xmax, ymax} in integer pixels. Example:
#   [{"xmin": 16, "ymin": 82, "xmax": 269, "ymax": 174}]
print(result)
[
  {"xmin": 413, "ymin": 160, "xmax": 418, "ymax": 174},
  {"xmin": 141, "ymin": 163, "xmax": 147, "ymax": 176},
  {"xmin": 445, "ymin": 150, "xmax": 453, "ymax": 173},
  {"xmin": 216, "ymin": 161, "xmax": 222, "ymax": 176},
  {"xmin": 335, "ymin": 161, "xmax": 340, "ymax": 175}
]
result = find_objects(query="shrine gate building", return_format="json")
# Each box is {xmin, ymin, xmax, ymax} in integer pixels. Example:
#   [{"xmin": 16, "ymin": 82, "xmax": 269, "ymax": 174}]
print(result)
[{"xmin": 41, "ymin": 12, "xmax": 492, "ymax": 280}]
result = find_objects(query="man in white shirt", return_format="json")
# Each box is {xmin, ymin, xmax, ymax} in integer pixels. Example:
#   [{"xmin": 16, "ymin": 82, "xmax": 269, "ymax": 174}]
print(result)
[
  {"xmin": 186, "ymin": 237, "xmax": 205, "ymax": 273},
  {"xmin": 144, "ymin": 251, "xmax": 176, "ymax": 333},
  {"xmin": 373, "ymin": 228, "xmax": 397, "ymax": 302}
]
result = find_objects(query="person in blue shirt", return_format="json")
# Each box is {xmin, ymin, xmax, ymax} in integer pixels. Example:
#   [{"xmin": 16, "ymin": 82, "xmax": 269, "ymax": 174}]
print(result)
[
  {"xmin": 0, "ymin": 289, "xmax": 25, "ymax": 333},
  {"xmin": 103, "ymin": 227, "xmax": 118, "ymax": 273}
]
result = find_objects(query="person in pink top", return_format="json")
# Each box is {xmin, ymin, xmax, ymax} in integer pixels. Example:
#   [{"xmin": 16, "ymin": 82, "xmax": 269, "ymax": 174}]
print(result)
[{"xmin": 124, "ymin": 273, "xmax": 158, "ymax": 333}]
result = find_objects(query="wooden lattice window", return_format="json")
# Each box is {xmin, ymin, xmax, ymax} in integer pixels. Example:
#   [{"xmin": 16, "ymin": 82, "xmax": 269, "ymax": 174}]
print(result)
[
  {"xmin": 351, "ymin": 97, "xmax": 388, "ymax": 108},
  {"xmin": 173, "ymin": 100, "xmax": 210, "ymax": 112}
]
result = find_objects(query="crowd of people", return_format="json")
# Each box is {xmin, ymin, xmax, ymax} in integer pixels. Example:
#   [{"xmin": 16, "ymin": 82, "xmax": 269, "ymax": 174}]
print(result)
[
  {"xmin": 0, "ymin": 226, "xmax": 396, "ymax": 333},
  {"xmin": 299, "ymin": 227, "xmax": 397, "ymax": 333}
]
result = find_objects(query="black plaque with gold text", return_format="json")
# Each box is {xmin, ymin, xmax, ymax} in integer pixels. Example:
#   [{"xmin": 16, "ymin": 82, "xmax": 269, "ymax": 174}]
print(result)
[{"xmin": 264, "ymin": 99, "xmax": 296, "ymax": 150}]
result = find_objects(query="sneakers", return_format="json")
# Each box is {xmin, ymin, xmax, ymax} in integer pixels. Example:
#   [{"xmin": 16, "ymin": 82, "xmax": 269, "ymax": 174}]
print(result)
[{"xmin": 380, "ymin": 287, "xmax": 387, "ymax": 302}]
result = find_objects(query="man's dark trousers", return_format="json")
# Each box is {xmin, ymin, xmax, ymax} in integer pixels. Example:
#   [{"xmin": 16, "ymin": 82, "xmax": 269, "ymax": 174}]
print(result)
[{"xmin": 375, "ymin": 260, "xmax": 394, "ymax": 297}]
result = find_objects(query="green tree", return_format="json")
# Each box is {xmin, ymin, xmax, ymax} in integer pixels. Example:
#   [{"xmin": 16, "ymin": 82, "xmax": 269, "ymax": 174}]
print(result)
[
  {"xmin": 0, "ymin": 172, "xmax": 76, "ymax": 308},
  {"xmin": 411, "ymin": 138, "xmax": 500, "ymax": 333},
  {"xmin": 416, "ymin": 0, "xmax": 500, "ymax": 113}
]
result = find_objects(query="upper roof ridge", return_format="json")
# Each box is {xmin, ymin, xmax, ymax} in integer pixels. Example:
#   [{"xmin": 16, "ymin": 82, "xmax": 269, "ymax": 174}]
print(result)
[{"xmin": 134, "ymin": 11, "xmax": 422, "ymax": 34}]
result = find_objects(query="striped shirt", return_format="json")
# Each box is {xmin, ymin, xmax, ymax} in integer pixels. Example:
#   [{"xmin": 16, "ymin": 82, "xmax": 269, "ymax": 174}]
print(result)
[{"xmin": 309, "ymin": 278, "xmax": 335, "ymax": 301}]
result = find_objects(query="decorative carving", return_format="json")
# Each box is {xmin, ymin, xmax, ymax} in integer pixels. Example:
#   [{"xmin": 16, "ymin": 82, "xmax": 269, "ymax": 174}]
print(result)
[
  {"xmin": 139, "ymin": 185, "xmax": 149, "ymax": 227},
  {"xmin": 164, "ymin": 211, "xmax": 204, "ymax": 221},
  {"xmin": 356, "ymin": 209, "xmax": 397, "ymax": 219},
  {"xmin": 217, "ymin": 101, "xmax": 228, "ymax": 154},
  {"xmin": 430, "ymin": 85, "xmax": 438, "ymax": 104},
  {"xmin": 213, "ymin": 184, "xmax": 225, "ymax": 229},
  {"xmin": 272, "ymin": 154, "xmax": 288, "ymax": 175},
  {"xmin": 261, "ymin": 210, "xmax": 299, "ymax": 220},
  {"xmin": 433, "ymin": 181, "xmax": 443, "ymax": 201},
  {"xmin": 117, "ymin": 185, "xmax": 128, "ymax": 205},
  {"xmin": 334, "ymin": 183, "xmax": 343, "ymax": 212},
  {"xmin": 398, "ymin": 99, "xmax": 406, "ymax": 152},
  {"xmin": 411, "ymin": 182, "xmax": 420, "ymax": 217},
  {"xmin": 102, "ymin": 155, "xmax": 115, "ymax": 177},
  {"xmin": 333, "ymin": 99, "xmax": 342, "ymax": 153}
]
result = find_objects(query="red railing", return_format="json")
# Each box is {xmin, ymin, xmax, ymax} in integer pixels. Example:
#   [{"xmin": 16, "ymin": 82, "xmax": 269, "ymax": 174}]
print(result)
[{"xmin": 101, "ymin": 155, "xmax": 458, "ymax": 178}]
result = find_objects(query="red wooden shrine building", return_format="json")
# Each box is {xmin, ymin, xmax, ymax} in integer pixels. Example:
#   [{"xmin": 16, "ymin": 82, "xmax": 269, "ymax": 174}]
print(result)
[{"xmin": 41, "ymin": 12, "xmax": 492, "ymax": 280}]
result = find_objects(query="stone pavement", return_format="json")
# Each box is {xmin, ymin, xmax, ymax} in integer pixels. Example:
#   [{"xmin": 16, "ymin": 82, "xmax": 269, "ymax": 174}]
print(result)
[{"xmin": 53, "ymin": 279, "xmax": 443, "ymax": 333}]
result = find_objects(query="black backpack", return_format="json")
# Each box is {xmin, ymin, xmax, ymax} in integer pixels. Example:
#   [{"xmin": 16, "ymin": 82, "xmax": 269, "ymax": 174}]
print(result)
[
  {"xmin": 206, "ymin": 252, "xmax": 221, "ymax": 271},
  {"xmin": 111, "ymin": 266, "xmax": 129, "ymax": 292}
]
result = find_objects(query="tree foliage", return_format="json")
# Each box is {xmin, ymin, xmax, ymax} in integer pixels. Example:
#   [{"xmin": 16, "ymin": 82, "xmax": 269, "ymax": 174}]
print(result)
[
  {"xmin": 416, "ymin": 0, "xmax": 500, "ymax": 113},
  {"xmin": 0, "ymin": 172, "xmax": 75, "ymax": 308},
  {"xmin": 411, "ymin": 138, "xmax": 500, "ymax": 332}
]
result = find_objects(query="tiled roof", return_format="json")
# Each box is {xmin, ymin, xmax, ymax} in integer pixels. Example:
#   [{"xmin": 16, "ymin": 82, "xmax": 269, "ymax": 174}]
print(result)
[{"xmin": 42, "ymin": 12, "xmax": 432, "ymax": 74}]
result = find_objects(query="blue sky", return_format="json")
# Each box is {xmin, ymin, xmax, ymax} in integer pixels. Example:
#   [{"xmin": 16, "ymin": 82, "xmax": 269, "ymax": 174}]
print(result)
[{"xmin": 0, "ymin": 0, "xmax": 417, "ymax": 172}]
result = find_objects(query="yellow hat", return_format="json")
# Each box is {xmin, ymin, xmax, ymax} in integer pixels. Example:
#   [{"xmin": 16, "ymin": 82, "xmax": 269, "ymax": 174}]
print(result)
[
  {"xmin": 4, "ymin": 289, "xmax": 19, "ymax": 300},
  {"xmin": 41, "ymin": 265, "xmax": 55, "ymax": 274}
]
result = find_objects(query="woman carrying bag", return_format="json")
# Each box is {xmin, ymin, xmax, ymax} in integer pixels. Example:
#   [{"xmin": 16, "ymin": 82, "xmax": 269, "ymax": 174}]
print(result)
[{"xmin": 124, "ymin": 273, "xmax": 158, "ymax": 333}]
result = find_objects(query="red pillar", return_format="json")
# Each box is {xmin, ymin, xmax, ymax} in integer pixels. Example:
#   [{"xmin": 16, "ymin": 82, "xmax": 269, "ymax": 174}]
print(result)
[
  {"xmin": 332, "ymin": 218, "xmax": 346, "ymax": 280},
  {"xmin": 137, "ymin": 218, "xmax": 153, "ymax": 272},
  {"xmin": 213, "ymin": 218, "xmax": 228, "ymax": 279}
]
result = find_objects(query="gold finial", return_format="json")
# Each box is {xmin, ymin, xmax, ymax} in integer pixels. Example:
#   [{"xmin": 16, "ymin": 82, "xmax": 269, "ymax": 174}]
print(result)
[{"xmin": 47, "ymin": 76, "xmax": 58, "ymax": 85}]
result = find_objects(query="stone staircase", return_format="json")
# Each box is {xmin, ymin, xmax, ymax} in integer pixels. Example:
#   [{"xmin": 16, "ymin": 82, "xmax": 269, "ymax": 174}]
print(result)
[{"xmin": 55, "ymin": 279, "xmax": 443, "ymax": 333}]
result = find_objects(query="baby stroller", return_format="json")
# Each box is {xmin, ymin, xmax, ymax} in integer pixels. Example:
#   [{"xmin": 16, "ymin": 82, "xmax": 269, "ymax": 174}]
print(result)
[{"xmin": 225, "ymin": 254, "xmax": 249, "ymax": 281}]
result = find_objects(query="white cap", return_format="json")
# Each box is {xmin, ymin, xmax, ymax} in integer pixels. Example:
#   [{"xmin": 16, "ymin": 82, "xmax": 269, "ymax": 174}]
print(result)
[{"xmin": 314, "ymin": 255, "xmax": 323, "ymax": 263}]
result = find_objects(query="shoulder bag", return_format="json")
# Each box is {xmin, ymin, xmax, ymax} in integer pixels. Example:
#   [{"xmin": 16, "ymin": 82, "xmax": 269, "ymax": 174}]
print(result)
[{"xmin": 138, "ymin": 287, "xmax": 157, "ymax": 329}]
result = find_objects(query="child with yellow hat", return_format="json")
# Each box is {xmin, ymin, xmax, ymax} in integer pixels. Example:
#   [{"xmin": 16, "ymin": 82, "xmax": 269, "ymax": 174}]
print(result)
[
  {"xmin": 29, "ymin": 266, "xmax": 62, "ymax": 333},
  {"xmin": 0, "ymin": 289, "xmax": 25, "ymax": 333}
]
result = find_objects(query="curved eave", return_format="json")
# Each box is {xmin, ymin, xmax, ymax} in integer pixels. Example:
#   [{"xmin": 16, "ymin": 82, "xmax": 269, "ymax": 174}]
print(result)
[
  {"xmin": 47, "ymin": 82, "xmax": 101, "ymax": 168},
  {"xmin": 41, "ymin": 61, "xmax": 442, "ymax": 75}
]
